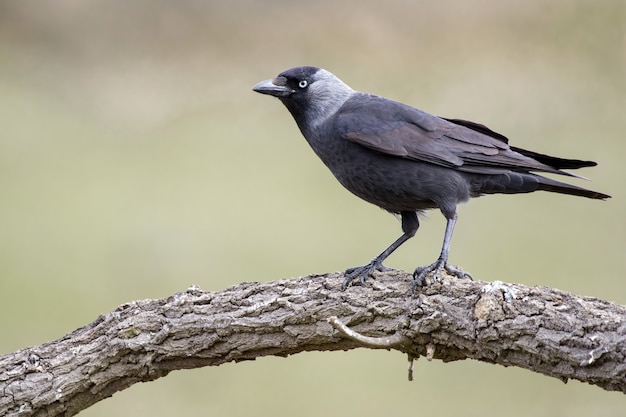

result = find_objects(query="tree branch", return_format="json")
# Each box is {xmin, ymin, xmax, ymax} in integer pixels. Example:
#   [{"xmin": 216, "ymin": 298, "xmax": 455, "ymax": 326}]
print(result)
[{"xmin": 1, "ymin": 271, "xmax": 625, "ymax": 416}]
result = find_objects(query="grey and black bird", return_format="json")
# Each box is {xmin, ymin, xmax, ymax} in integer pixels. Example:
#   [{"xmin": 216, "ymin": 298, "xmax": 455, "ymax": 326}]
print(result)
[{"xmin": 252, "ymin": 66, "xmax": 610, "ymax": 290}]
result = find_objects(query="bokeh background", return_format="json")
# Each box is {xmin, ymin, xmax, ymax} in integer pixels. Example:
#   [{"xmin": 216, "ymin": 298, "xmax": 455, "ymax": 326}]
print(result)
[{"xmin": 1, "ymin": 0, "xmax": 624, "ymax": 415}]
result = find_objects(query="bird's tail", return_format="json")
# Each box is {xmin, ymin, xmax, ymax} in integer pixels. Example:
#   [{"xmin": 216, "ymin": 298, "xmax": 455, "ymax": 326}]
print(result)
[
  {"xmin": 473, "ymin": 172, "xmax": 610, "ymax": 200},
  {"xmin": 536, "ymin": 175, "xmax": 610, "ymax": 200}
]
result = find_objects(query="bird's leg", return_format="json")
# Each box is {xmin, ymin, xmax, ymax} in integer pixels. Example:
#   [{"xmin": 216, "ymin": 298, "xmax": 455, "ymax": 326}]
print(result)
[
  {"xmin": 342, "ymin": 234, "xmax": 409, "ymax": 289},
  {"xmin": 412, "ymin": 211, "xmax": 472, "ymax": 291},
  {"xmin": 342, "ymin": 211, "xmax": 418, "ymax": 289}
]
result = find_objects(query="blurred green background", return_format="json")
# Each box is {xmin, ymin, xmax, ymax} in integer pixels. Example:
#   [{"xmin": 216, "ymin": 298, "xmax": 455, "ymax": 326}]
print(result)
[{"xmin": 1, "ymin": 0, "xmax": 624, "ymax": 415}]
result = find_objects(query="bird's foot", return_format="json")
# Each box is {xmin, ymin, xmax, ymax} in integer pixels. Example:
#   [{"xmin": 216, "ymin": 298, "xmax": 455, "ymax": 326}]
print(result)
[
  {"xmin": 411, "ymin": 259, "xmax": 472, "ymax": 291},
  {"xmin": 342, "ymin": 261, "xmax": 395, "ymax": 289}
]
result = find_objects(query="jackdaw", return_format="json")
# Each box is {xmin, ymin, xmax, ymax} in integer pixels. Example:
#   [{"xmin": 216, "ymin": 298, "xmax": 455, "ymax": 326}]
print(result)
[{"xmin": 252, "ymin": 66, "xmax": 610, "ymax": 290}]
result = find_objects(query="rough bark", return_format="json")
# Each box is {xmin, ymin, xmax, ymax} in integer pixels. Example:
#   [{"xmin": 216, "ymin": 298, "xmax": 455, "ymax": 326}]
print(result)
[{"xmin": 1, "ymin": 271, "xmax": 625, "ymax": 416}]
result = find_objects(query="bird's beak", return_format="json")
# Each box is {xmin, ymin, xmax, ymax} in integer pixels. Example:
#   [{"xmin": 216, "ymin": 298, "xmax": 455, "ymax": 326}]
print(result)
[{"xmin": 252, "ymin": 77, "xmax": 293, "ymax": 98}]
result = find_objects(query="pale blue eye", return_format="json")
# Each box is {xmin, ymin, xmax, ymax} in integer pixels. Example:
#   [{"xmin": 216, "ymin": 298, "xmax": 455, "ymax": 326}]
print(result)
[{"xmin": 298, "ymin": 80, "xmax": 308, "ymax": 89}]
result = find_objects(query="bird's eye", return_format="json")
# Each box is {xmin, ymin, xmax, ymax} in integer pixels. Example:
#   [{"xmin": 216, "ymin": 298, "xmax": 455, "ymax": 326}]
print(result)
[{"xmin": 298, "ymin": 80, "xmax": 308, "ymax": 89}]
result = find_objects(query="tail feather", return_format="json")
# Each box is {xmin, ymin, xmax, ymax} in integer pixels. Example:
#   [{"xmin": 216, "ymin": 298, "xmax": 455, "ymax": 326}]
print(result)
[
  {"xmin": 536, "ymin": 175, "xmax": 610, "ymax": 200},
  {"xmin": 473, "ymin": 172, "xmax": 610, "ymax": 200}
]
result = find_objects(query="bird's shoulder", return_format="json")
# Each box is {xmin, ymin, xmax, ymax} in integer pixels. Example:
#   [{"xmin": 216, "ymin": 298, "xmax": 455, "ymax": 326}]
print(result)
[{"xmin": 334, "ymin": 93, "xmax": 439, "ymax": 134}]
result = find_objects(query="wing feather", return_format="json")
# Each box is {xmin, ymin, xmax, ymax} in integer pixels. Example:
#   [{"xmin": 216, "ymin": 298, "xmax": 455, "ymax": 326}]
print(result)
[{"xmin": 336, "ymin": 94, "xmax": 573, "ymax": 176}]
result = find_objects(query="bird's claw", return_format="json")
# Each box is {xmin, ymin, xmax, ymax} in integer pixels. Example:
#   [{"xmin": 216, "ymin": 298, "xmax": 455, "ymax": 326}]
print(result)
[
  {"xmin": 342, "ymin": 261, "xmax": 395, "ymax": 289},
  {"xmin": 445, "ymin": 264, "xmax": 473, "ymax": 281},
  {"xmin": 411, "ymin": 260, "xmax": 472, "ymax": 292}
]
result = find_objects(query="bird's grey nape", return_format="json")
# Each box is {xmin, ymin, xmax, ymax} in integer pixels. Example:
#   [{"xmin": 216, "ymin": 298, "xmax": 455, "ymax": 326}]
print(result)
[{"xmin": 306, "ymin": 69, "xmax": 356, "ymax": 126}]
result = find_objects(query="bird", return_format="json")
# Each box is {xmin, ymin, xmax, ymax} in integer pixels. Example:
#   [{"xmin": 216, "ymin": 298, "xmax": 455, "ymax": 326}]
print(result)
[{"xmin": 252, "ymin": 66, "xmax": 610, "ymax": 290}]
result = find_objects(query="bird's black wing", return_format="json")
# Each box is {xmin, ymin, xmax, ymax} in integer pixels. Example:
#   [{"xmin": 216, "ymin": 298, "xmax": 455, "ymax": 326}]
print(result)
[{"xmin": 335, "ymin": 94, "xmax": 578, "ymax": 176}]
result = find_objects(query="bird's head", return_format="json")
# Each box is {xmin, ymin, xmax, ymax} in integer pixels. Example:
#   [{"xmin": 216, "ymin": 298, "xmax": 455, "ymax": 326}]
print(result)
[{"xmin": 252, "ymin": 66, "xmax": 355, "ymax": 128}]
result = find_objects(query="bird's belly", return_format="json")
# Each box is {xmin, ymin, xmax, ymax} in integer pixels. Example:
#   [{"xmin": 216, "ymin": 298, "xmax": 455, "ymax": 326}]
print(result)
[
  {"xmin": 316, "ymin": 141, "xmax": 471, "ymax": 213},
  {"xmin": 334, "ymin": 162, "xmax": 439, "ymax": 212}
]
